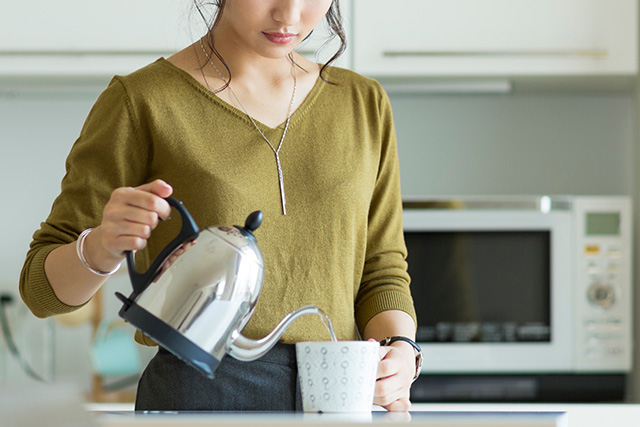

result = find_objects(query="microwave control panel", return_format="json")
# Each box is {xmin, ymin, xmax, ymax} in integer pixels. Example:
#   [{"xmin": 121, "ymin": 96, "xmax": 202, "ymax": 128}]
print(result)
[{"xmin": 573, "ymin": 197, "xmax": 632, "ymax": 371}]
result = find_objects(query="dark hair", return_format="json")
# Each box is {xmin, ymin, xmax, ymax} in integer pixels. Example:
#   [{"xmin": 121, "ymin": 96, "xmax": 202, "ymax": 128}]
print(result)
[{"xmin": 194, "ymin": 0, "xmax": 346, "ymax": 89}]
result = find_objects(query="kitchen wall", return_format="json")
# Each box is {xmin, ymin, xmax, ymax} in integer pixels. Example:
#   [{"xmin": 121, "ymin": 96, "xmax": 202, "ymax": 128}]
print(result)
[
  {"xmin": 389, "ymin": 89, "xmax": 636, "ymax": 197},
  {"xmin": 0, "ymin": 80, "xmax": 636, "ymax": 396},
  {"xmin": 0, "ymin": 82, "xmax": 157, "ymax": 392}
]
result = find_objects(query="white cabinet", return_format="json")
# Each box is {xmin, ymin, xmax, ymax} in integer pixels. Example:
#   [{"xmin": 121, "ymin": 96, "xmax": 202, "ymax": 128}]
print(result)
[
  {"xmin": 3, "ymin": 0, "xmax": 634, "ymax": 82},
  {"xmin": 352, "ymin": 0, "xmax": 638, "ymax": 78},
  {"xmin": 0, "ymin": 0, "xmax": 202, "ymax": 78},
  {"xmin": 0, "ymin": 0, "xmax": 352, "ymax": 79},
  {"xmin": 0, "ymin": 0, "xmax": 196, "ymax": 53}
]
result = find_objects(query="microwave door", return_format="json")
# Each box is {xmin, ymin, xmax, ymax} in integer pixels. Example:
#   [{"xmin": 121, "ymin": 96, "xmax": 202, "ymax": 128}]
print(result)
[{"xmin": 404, "ymin": 209, "xmax": 574, "ymax": 373}]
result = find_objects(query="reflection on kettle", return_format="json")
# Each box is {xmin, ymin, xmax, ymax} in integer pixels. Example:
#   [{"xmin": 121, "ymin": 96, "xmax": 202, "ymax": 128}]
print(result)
[
  {"xmin": 116, "ymin": 197, "xmax": 330, "ymax": 379},
  {"xmin": 90, "ymin": 318, "xmax": 141, "ymax": 378},
  {"xmin": 152, "ymin": 240, "xmax": 196, "ymax": 284}
]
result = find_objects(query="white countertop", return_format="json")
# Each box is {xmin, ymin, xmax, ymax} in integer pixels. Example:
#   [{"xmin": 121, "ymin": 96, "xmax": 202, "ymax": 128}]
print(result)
[
  {"xmin": 88, "ymin": 403, "xmax": 640, "ymax": 427},
  {"xmin": 413, "ymin": 403, "xmax": 640, "ymax": 427},
  {"xmin": 7, "ymin": 382, "xmax": 638, "ymax": 427},
  {"xmin": 96, "ymin": 410, "xmax": 563, "ymax": 427}
]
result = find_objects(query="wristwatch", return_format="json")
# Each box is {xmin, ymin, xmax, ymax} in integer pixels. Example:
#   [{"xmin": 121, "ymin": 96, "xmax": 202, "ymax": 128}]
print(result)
[{"xmin": 380, "ymin": 336, "xmax": 423, "ymax": 382}]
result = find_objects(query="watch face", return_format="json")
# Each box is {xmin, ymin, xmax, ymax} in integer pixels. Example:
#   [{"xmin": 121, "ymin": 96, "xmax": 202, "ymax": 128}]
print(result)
[{"xmin": 414, "ymin": 353, "xmax": 423, "ymax": 380}]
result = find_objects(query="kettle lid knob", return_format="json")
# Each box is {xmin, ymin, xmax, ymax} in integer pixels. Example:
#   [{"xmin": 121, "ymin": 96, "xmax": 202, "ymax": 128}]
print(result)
[{"xmin": 244, "ymin": 211, "xmax": 263, "ymax": 234}]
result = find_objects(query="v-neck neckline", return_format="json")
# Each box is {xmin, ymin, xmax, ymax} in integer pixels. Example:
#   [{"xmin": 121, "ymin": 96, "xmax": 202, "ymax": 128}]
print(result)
[{"xmin": 159, "ymin": 57, "xmax": 325, "ymax": 131}]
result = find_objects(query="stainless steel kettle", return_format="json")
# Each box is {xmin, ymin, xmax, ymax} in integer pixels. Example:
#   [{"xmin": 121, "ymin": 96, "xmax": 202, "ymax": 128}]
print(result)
[{"xmin": 115, "ymin": 197, "xmax": 326, "ymax": 378}]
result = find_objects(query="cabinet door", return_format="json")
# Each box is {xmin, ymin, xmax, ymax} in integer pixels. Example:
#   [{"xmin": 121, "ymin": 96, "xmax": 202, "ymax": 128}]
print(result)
[
  {"xmin": 0, "ymin": 0, "xmax": 196, "ymax": 53},
  {"xmin": 0, "ymin": 0, "xmax": 201, "ymax": 77},
  {"xmin": 352, "ymin": 0, "xmax": 638, "ymax": 77}
]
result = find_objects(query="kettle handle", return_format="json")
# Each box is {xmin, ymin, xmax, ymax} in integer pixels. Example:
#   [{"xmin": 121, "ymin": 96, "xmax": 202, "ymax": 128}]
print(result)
[{"xmin": 125, "ymin": 196, "xmax": 200, "ymax": 296}]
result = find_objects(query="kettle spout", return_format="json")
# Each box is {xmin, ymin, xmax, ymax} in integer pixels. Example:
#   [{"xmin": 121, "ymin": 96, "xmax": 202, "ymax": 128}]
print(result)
[{"xmin": 228, "ymin": 304, "xmax": 334, "ymax": 361}]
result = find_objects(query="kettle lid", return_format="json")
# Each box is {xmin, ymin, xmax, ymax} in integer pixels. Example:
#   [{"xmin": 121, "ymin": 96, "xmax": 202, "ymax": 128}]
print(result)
[
  {"xmin": 207, "ymin": 211, "xmax": 264, "ymax": 263},
  {"xmin": 236, "ymin": 211, "xmax": 263, "ymax": 241}
]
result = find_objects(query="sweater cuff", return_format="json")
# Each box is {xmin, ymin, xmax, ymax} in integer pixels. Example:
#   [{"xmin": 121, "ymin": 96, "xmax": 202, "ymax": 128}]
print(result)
[{"xmin": 355, "ymin": 291, "xmax": 418, "ymax": 338}]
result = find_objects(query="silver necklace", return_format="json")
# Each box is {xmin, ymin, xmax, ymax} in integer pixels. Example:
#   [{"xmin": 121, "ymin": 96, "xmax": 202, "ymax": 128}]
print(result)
[{"xmin": 200, "ymin": 38, "xmax": 297, "ymax": 215}]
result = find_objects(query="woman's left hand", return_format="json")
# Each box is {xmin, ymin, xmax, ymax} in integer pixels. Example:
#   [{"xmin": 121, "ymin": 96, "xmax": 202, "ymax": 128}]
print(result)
[{"xmin": 372, "ymin": 338, "xmax": 415, "ymax": 412}]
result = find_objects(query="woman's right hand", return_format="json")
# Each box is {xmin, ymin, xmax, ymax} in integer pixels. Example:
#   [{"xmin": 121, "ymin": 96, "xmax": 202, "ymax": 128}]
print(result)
[
  {"xmin": 42, "ymin": 180, "xmax": 174, "ymax": 306},
  {"xmin": 90, "ymin": 180, "xmax": 173, "ymax": 269}
]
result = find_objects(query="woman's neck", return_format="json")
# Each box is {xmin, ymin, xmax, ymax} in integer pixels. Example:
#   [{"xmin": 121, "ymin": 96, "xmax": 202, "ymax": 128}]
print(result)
[{"xmin": 206, "ymin": 28, "xmax": 296, "ymax": 89}]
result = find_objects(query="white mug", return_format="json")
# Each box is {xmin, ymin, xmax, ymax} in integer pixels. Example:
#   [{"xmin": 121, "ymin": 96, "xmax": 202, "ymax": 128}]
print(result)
[{"xmin": 295, "ymin": 341, "xmax": 380, "ymax": 413}]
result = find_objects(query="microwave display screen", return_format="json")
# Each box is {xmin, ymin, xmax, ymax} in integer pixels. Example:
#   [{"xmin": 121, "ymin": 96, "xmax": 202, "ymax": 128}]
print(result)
[
  {"xmin": 406, "ymin": 230, "xmax": 551, "ymax": 343},
  {"xmin": 586, "ymin": 212, "xmax": 620, "ymax": 236}
]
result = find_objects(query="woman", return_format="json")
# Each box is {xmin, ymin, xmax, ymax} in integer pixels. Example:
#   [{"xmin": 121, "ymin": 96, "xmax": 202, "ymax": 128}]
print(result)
[{"xmin": 20, "ymin": 0, "xmax": 419, "ymax": 412}]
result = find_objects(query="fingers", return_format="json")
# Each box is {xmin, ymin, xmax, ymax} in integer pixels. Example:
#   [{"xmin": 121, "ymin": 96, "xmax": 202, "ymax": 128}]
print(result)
[
  {"xmin": 373, "ymin": 369, "xmax": 405, "ymax": 406},
  {"xmin": 100, "ymin": 180, "xmax": 174, "ymax": 256},
  {"xmin": 131, "ymin": 179, "xmax": 174, "ymax": 219},
  {"xmin": 384, "ymin": 397, "xmax": 412, "ymax": 413},
  {"xmin": 376, "ymin": 346, "xmax": 396, "ymax": 379},
  {"xmin": 107, "ymin": 190, "xmax": 167, "ymax": 223},
  {"xmin": 374, "ymin": 344, "xmax": 414, "ymax": 411},
  {"xmin": 136, "ymin": 179, "xmax": 174, "ymax": 198},
  {"xmin": 374, "ymin": 375, "xmax": 411, "ymax": 410}
]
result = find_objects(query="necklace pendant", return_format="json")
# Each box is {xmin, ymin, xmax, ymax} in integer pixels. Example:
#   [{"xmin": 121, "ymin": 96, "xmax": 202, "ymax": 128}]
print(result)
[{"xmin": 275, "ymin": 153, "xmax": 287, "ymax": 215}]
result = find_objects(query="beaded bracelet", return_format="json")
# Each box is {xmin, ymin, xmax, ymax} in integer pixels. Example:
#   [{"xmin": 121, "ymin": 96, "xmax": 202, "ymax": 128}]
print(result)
[{"xmin": 76, "ymin": 228, "xmax": 120, "ymax": 276}]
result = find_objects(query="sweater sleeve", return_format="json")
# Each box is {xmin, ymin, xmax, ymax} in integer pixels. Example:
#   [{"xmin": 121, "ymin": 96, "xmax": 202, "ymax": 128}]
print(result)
[
  {"xmin": 354, "ymin": 85, "xmax": 417, "ymax": 335},
  {"xmin": 19, "ymin": 77, "xmax": 150, "ymax": 318}
]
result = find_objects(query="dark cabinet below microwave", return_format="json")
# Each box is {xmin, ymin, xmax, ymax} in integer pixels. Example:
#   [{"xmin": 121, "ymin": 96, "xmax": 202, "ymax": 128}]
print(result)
[{"xmin": 411, "ymin": 373, "xmax": 626, "ymax": 403}]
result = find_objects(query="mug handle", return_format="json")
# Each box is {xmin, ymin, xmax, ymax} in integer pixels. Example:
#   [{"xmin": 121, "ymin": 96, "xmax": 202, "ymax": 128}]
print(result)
[{"xmin": 125, "ymin": 196, "xmax": 200, "ymax": 296}]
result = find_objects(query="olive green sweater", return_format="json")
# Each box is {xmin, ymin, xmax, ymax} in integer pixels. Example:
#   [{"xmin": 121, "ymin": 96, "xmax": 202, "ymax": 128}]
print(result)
[{"xmin": 19, "ymin": 58, "xmax": 415, "ymax": 344}]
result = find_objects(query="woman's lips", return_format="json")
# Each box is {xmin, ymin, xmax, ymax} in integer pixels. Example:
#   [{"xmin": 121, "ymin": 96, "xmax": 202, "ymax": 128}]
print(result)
[{"xmin": 263, "ymin": 32, "xmax": 296, "ymax": 44}]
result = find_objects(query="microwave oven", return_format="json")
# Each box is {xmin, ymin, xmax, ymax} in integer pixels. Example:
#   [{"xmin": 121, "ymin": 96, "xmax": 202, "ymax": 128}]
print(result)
[{"xmin": 403, "ymin": 196, "xmax": 632, "ymax": 402}]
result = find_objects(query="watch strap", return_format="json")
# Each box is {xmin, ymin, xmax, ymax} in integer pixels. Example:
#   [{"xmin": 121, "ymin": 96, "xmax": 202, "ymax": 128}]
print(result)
[{"xmin": 380, "ymin": 336, "xmax": 421, "ymax": 352}]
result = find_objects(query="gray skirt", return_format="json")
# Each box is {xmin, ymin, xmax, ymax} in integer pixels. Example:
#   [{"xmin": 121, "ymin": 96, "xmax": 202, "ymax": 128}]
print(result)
[{"xmin": 135, "ymin": 343, "xmax": 302, "ymax": 411}]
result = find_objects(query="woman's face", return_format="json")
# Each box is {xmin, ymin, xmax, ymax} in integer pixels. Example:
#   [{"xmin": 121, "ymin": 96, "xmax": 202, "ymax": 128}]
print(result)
[{"xmin": 216, "ymin": 0, "xmax": 333, "ymax": 59}]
